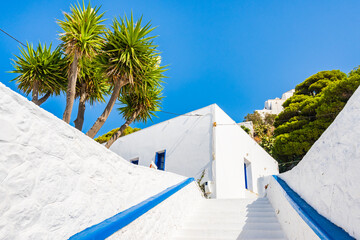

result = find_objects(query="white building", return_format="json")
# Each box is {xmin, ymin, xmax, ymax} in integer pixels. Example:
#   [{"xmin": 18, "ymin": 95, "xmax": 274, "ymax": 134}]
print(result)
[
  {"xmin": 256, "ymin": 89, "xmax": 295, "ymax": 116},
  {"xmin": 2, "ymin": 82, "xmax": 358, "ymax": 239},
  {"xmin": 110, "ymin": 104, "xmax": 279, "ymax": 199}
]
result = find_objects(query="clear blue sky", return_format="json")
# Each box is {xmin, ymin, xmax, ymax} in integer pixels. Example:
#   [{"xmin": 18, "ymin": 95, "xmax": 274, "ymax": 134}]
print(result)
[{"xmin": 1, "ymin": 0, "xmax": 360, "ymax": 137}]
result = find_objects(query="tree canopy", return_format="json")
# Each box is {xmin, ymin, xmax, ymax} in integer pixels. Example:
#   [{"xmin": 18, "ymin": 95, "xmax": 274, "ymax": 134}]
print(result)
[
  {"xmin": 273, "ymin": 69, "xmax": 360, "ymax": 171},
  {"xmin": 58, "ymin": 1, "xmax": 106, "ymax": 123},
  {"xmin": 244, "ymin": 111, "xmax": 276, "ymax": 155},
  {"xmin": 86, "ymin": 13, "xmax": 166, "ymax": 139},
  {"xmin": 11, "ymin": 42, "xmax": 67, "ymax": 105}
]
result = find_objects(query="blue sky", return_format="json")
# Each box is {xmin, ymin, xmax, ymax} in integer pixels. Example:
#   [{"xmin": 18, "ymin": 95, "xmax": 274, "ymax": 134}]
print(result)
[{"xmin": 1, "ymin": 0, "xmax": 360, "ymax": 137}]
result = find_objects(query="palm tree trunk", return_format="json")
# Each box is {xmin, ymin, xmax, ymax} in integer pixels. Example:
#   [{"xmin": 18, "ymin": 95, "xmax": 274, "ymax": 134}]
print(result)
[
  {"xmin": 86, "ymin": 79, "xmax": 127, "ymax": 138},
  {"xmin": 74, "ymin": 82, "xmax": 87, "ymax": 131},
  {"xmin": 36, "ymin": 91, "xmax": 51, "ymax": 106},
  {"xmin": 63, "ymin": 52, "xmax": 79, "ymax": 123},
  {"xmin": 32, "ymin": 80, "xmax": 39, "ymax": 103},
  {"xmin": 105, "ymin": 109, "xmax": 140, "ymax": 148}
]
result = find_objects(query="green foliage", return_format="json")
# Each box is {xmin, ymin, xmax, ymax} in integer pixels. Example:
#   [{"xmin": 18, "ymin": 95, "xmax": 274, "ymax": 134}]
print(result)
[
  {"xmin": 58, "ymin": 1, "xmax": 106, "ymax": 59},
  {"xmin": 95, "ymin": 126, "xmax": 141, "ymax": 144},
  {"xmin": 11, "ymin": 42, "xmax": 67, "ymax": 96},
  {"xmin": 243, "ymin": 112, "xmax": 276, "ymax": 154},
  {"xmin": 259, "ymin": 136, "xmax": 275, "ymax": 155},
  {"xmin": 99, "ymin": 13, "xmax": 166, "ymax": 88},
  {"xmin": 77, "ymin": 59, "xmax": 110, "ymax": 104},
  {"xmin": 118, "ymin": 85, "xmax": 163, "ymax": 123},
  {"xmin": 196, "ymin": 170, "xmax": 208, "ymax": 198},
  {"xmin": 244, "ymin": 111, "xmax": 263, "ymax": 125},
  {"xmin": 264, "ymin": 113, "xmax": 276, "ymax": 125},
  {"xmin": 240, "ymin": 125, "xmax": 251, "ymax": 134},
  {"xmin": 295, "ymin": 70, "xmax": 346, "ymax": 96},
  {"xmin": 273, "ymin": 69, "xmax": 360, "ymax": 172}
]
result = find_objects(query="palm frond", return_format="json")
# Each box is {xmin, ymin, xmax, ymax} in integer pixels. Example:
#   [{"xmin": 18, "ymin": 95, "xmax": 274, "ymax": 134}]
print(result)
[
  {"xmin": 118, "ymin": 84, "xmax": 163, "ymax": 123},
  {"xmin": 76, "ymin": 58, "xmax": 110, "ymax": 105},
  {"xmin": 10, "ymin": 42, "xmax": 67, "ymax": 96},
  {"xmin": 99, "ymin": 12, "xmax": 163, "ymax": 87},
  {"xmin": 57, "ymin": 1, "xmax": 106, "ymax": 59}
]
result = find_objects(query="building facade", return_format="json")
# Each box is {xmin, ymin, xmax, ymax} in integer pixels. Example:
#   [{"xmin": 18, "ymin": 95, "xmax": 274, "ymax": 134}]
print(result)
[
  {"xmin": 110, "ymin": 104, "xmax": 279, "ymax": 199},
  {"xmin": 256, "ymin": 89, "xmax": 295, "ymax": 116}
]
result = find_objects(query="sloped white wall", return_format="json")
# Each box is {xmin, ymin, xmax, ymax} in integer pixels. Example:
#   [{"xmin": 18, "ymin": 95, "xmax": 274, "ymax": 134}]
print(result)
[
  {"xmin": 0, "ymin": 83, "xmax": 202, "ymax": 239},
  {"xmin": 214, "ymin": 105, "xmax": 279, "ymax": 199},
  {"xmin": 110, "ymin": 105, "xmax": 214, "ymax": 182},
  {"xmin": 266, "ymin": 177, "xmax": 320, "ymax": 240},
  {"xmin": 109, "ymin": 181, "xmax": 201, "ymax": 240},
  {"xmin": 281, "ymin": 87, "xmax": 360, "ymax": 239}
]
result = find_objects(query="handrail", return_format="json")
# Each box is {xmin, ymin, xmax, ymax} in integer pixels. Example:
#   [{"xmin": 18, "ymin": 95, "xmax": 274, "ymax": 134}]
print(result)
[
  {"xmin": 272, "ymin": 175, "xmax": 354, "ymax": 240},
  {"xmin": 69, "ymin": 177, "xmax": 195, "ymax": 240}
]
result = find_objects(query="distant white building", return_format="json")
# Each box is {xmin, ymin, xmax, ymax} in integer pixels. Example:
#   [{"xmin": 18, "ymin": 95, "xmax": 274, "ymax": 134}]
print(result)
[
  {"xmin": 110, "ymin": 104, "xmax": 279, "ymax": 199},
  {"xmin": 256, "ymin": 89, "xmax": 295, "ymax": 116}
]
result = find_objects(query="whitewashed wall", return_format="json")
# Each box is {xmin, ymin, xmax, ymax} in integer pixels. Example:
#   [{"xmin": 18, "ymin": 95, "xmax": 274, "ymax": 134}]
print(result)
[
  {"xmin": 110, "ymin": 105, "xmax": 214, "ymax": 183},
  {"xmin": 266, "ymin": 177, "xmax": 320, "ymax": 240},
  {"xmin": 280, "ymin": 86, "xmax": 360, "ymax": 239},
  {"xmin": 111, "ymin": 104, "xmax": 279, "ymax": 199},
  {"xmin": 109, "ymin": 182, "xmax": 202, "ymax": 240},
  {"xmin": 214, "ymin": 105, "xmax": 279, "ymax": 199},
  {"xmin": 0, "ymin": 83, "xmax": 202, "ymax": 239}
]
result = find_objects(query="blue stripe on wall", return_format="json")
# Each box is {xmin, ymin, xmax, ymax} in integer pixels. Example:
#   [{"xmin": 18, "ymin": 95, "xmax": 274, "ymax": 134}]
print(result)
[
  {"xmin": 69, "ymin": 177, "xmax": 195, "ymax": 240},
  {"xmin": 273, "ymin": 175, "xmax": 354, "ymax": 240}
]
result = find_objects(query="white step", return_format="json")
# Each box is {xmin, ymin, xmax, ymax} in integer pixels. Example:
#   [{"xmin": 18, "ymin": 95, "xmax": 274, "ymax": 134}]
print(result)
[
  {"xmin": 171, "ymin": 198, "xmax": 286, "ymax": 240},
  {"xmin": 172, "ymin": 229, "xmax": 242, "ymax": 239}
]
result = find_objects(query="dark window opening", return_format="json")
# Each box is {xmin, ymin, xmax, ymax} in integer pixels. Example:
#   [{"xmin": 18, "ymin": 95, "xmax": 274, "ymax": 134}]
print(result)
[{"xmin": 130, "ymin": 158, "xmax": 139, "ymax": 165}]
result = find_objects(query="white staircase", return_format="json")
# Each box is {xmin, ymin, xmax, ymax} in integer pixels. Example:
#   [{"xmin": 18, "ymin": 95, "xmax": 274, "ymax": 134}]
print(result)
[{"xmin": 171, "ymin": 198, "xmax": 286, "ymax": 240}]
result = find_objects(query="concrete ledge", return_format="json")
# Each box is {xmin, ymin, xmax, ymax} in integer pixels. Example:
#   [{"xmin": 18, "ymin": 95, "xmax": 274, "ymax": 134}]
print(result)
[
  {"xmin": 69, "ymin": 178, "xmax": 200, "ymax": 240},
  {"xmin": 267, "ymin": 176, "xmax": 354, "ymax": 240}
]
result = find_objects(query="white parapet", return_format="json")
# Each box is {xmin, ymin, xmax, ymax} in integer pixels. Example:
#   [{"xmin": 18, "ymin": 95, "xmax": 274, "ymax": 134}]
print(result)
[
  {"xmin": 109, "ymin": 181, "xmax": 202, "ymax": 240},
  {"xmin": 266, "ymin": 177, "xmax": 320, "ymax": 240},
  {"xmin": 0, "ymin": 83, "xmax": 203, "ymax": 239},
  {"xmin": 280, "ymin": 85, "xmax": 360, "ymax": 239}
]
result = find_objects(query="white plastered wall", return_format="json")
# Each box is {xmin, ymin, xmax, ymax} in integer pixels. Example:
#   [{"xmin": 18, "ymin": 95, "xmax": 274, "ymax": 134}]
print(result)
[
  {"xmin": 280, "ymin": 86, "xmax": 360, "ymax": 239},
  {"xmin": 213, "ymin": 105, "xmax": 279, "ymax": 199},
  {"xmin": 0, "ymin": 83, "xmax": 202, "ymax": 239},
  {"xmin": 266, "ymin": 177, "xmax": 320, "ymax": 240},
  {"xmin": 109, "ymin": 182, "xmax": 202, "ymax": 240},
  {"xmin": 110, "ymin": 105, "xmax": 214, "ymax": 183}
]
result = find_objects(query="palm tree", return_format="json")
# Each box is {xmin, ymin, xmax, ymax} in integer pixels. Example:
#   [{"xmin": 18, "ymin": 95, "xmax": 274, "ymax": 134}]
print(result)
[
  {"xmin": 74, "ymin": 59, "xmax": 110, "ymax": 131},
  {"xmin": 86, "ymin": 13, "xmax": 165, "ymax": 138},
  {"xmin": 11, "ymin": 42, "xmax": 67, "ymax": 105},
  {"xmin": 105, "ymin": 85, "xmax": 163, "ymax": 148},
  {"xmin": 58, "ymin": 1, "xmax": 106, "ymax": 123}
]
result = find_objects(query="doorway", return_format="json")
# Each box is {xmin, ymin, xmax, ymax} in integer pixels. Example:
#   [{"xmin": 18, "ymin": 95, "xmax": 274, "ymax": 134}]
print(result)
[
  {"xmin": 155, "ymin": 150, "xmax": 166, "ymax": 170},
  {"xmin": 244, "ymin": 158, "xmax": 253, "ymax": 191}
]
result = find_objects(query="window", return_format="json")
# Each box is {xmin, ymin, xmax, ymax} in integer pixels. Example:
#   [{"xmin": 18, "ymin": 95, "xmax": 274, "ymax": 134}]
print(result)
[
  {"xmin": 155, "ymin": 150, "xmax": 166, "ymax": 170},
  {"xmin": 130, "ymin": 158, "xmax": 139, "ymax": 165}
]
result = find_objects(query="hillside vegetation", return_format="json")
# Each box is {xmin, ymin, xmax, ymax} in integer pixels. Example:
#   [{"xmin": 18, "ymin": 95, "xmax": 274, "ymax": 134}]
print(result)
[
  {"xmin": 242, "ymin": 67, "xmax": 360, "ymax": 172},
  {"xmin": 95, "ymin": 126, "xmax": 141, "ymax": 144}
]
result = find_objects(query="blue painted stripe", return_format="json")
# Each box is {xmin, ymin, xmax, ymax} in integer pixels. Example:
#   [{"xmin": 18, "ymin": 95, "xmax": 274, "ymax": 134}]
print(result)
[
  {"xmin": 273, "ymin": 175, "xmax": 354, "ymax": 240},
  {"xmin": 69, "ymin": 177, "xmax": 195, "ymax": 240},
  {"xmin": 244, "ymin": 163, "xmax": 248, "ymax": 189}
]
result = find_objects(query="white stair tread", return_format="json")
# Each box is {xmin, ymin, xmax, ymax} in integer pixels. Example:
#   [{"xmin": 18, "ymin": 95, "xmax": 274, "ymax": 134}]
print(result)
[
  {"xmin": 170, "ymin": 198, "xmax": 286, "ymax": 240},
  {"xmin": 173, "ymin": 229, "xmax": 242, "ymax": 239},
  {"xmin": 181, "ymin": 222, "xmax": 283, "ymax": 231}
]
